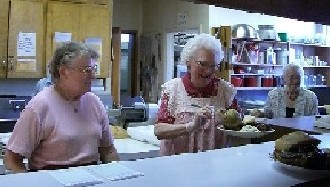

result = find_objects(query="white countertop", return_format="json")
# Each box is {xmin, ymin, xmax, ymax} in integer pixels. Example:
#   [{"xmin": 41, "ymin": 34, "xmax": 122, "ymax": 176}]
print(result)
[
  {"xmin": 0, "ymin": 133, "xmax": 159, "ymax": 156},
  {"xmin": 0, "ymin": 136, "xmax": 159, "ymax": 175},
  {"xmin": 126, "ymin": 125, "xmax": 160, "ymax": 146},
  {"xmin": 1, "ymin": 134, "xmax": 330, "ymax": 186}
]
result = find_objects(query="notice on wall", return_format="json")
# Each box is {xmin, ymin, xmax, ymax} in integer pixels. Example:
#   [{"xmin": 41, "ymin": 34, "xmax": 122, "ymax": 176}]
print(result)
[
  {"xmin": 54, "ymin": 32, "xmax": 72, "ymax": 43},
  {"xmin": 177, "ymin": 11, "xmax": 189, "ymax": 27},
  {"xmin": 53, "ymin": 32, "xmax": 72, "ymax": 51},
  {"xmin": 17, "ymin": 32, "xmax": 36, "ymax": 57},
  {"xmin": 16, "ymin": 58, "xmax": 37, "ymax": 72},
  {"xmin": 85, "ymin": 37, "xmax": 103, "ymax": 76}
]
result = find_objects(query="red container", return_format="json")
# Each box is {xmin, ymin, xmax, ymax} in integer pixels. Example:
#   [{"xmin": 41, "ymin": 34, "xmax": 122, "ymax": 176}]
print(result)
[
  {"xmin": 231, "ymin": 77, "xmax": 243, "ymax": 87},
  {"xmin": 243, "ymin": 77, "xmax": 257, "ymax": 87},
  {"xmin": 233, "ymin": 66, "xmax": 244, "ymax": 74},
  {"xmin": 261, "ymin": 77, "xmax": 274, "ymax": 87}
]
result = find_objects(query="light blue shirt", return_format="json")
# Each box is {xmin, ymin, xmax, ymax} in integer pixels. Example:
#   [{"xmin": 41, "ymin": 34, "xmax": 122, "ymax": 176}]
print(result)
[{"xmin": 35, "ymin": 77, "xmax": 53, "ymax": 95}]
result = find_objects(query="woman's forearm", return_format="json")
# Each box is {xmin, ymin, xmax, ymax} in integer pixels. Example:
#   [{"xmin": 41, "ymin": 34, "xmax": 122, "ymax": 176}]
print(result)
[
  {"xmin": 4, "ymin": 150, "xmax": 27, "ymax": 173},
  {"xmin": 154, "ymin": 123, "xmax": 190, "ymax": 139},
  {"xmin": 99, "ymin": 144, "xmax": 119, "ymax": 163}
]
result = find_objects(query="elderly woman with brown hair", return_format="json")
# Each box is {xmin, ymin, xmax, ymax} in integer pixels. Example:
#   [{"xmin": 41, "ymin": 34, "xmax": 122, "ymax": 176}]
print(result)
[
  {"xmin": 264, "ymin": 64, "xmax": 318, "ymax": 118},
  {"xmin": 154, "ymin": 33, "xmax": 238, "ymax": 156},
  {"xmin": 5, "ymin": 41, "xmax": 119, "ymax": 173}
]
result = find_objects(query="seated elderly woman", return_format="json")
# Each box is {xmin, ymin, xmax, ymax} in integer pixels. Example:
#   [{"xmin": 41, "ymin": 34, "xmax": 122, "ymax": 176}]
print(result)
[
  {"xmin": 5, "ymin": 41, "xmax": 119, "ymax": 173},
  {"xmin": 264, "ymin": 64, "xmax": 318, "ymax": 118}
]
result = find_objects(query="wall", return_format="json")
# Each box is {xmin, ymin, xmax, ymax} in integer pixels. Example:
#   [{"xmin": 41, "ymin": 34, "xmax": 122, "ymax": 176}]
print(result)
[
  {"xmin": 209, "ymin": 6, "xmax": 316, "ymax": 39},
  {"xmin": 112, "ymin": 0, "xmax": 143, "ymax": 32},
  {"xmin": 142, "ymin": 0, "xmax": 209, "ymax": 91},
  {"xmin": 142, "ymin": 0, "xmax": 209, "ymax": 34}
]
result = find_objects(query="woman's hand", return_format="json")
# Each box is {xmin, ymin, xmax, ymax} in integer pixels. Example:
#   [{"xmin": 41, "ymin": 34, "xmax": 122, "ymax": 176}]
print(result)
[{"xmin": 186, "ymin": 105, "xmax": 214, "ymax": 132}]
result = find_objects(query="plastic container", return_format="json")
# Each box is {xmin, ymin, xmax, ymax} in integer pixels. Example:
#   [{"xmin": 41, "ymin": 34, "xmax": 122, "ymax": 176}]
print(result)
[
  {"xmin": 261, "ymin": 76, "xmax": 274, "ymax": 87},
  {"xmin": 278, "ymin": 33, "xmax": 288, "ymax": 42},
  {"xmin": 274, "ymin": 49, "xmax": 288, "ymax": 65},
  {"xmin": 258, "ymin": 25, "xmax": 278, "ymax": 40},
  {"xmin": 266, "ymin": 47, "xmax": 276, "ymax": 65},
  {"xmin": 231, "ymin": 77, "xmax": 243, "ymax": 87},
  {"xmin": 243, "ymin": 77, "xmax": 257, "ymax": 87}
]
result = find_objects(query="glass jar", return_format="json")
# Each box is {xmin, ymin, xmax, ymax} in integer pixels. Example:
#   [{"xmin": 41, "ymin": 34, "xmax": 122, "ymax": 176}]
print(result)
[
  {"xmin": 316, "ymin": 74, "xmax": 326, "ymax": 85},
  {"xmin": 308, "ymin": 74, "xmax": 316, "ymax": 86}
]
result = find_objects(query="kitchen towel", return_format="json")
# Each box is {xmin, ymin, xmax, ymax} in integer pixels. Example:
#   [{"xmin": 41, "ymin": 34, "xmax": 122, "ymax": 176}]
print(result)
[
  {"xmin": 82, "ymin": 163, "xmax": 144, "ymax": 181},
  {"xmin": 45, "ymin": 168, "xmax": 104, "ymax": 187}
]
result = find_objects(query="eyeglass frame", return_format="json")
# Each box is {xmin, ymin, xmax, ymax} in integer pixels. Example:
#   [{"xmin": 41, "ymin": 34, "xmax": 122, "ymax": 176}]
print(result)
[
  {"xmin": 66, "ymin": 65, "xmax": 98, "ymax": 74},
  {"xmin": 191, "ymin": 57, "xmax": 220, "ymax": 70}
]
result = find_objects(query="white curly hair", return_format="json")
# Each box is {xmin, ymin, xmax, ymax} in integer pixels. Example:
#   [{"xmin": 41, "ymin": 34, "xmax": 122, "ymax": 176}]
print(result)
[
  {"xmin": 282, "ymin": 64, "xmax": 302, "ymax": 79},
  {"xmin": 180, "ymin": 33, "xmax": 223, "ymax": 65}
]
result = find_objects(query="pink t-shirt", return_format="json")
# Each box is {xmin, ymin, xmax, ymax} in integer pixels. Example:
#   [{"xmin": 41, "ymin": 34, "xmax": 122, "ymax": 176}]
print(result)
[{"xmin": 6, "ymin": 85, "xmax": 113, "ymax": 170}]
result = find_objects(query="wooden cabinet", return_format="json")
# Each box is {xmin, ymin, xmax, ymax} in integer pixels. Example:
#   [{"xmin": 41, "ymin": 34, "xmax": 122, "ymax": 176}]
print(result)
[
  {"xmin": 46, "ymin": 1, "xmax": 111, "ymax": 78},
  {"xmin": 0, "ymin": 0, "xmax": 112, "ymax": 79},
  {"xmin": 45, "ymin": 2, "xmax": 80, "ymax": 62},
  {"xmin": 81, "ymin": 4, "xmax": 111, "ymax": 78},
  {"xmin": 0, "ymin": 0, "xmax": 9, "ymax": 78},
  {"xmin": 0, "ymin": 0, "xmax": 45, "ymax": 79},
  {"xmin": 7, "ymin": 0, "xmax": 45, "ymax": 78}
]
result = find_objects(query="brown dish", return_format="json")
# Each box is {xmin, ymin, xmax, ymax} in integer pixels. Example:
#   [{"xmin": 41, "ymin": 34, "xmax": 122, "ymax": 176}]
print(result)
[
  {"xmin": 272, "ymin": 132, "xmax": 329, "ymax": 170},
  {"xmin": 272, "ymin": 149, "xmax": 328, "ymax": 170}
]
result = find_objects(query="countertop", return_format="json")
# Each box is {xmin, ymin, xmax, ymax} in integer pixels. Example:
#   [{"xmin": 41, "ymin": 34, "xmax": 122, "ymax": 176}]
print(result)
[
  {"xmin": 0, "ymin": 136, "xmax": 160, "ymax": 175},
  {"xmin": 265, "ymin": 116, "xmax": 329, "ymax": 134},
  {"xmin": 0, "ymin": 134, "xmax": 329, "ymax": 187}
]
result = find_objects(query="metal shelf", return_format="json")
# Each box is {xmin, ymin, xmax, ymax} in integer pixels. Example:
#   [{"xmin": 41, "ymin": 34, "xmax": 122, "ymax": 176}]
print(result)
[
  {"xmin": 290, "ymin": 43, "xmax": 324, "ymax": 46},
  {"xmin": 235, "ymin": 87, "xmax": 276, "ymax": 90},
  {"xmin": 232, "ymin": 63, "xmax": 284, "ymax": 67},
  {"xmin": 231, "ymin": 73, "xmax": 282, "ymax": 76},
  {"xmin": 304, "ymin": 85, "xmax": 328, "ymax": 88},
  {"xmin": 235, "ymin": 85, "xmax": 328, "ymax": 90},
  {"xmin": 232, "ymin": 38, "xmax": 288, "ymax": 44},
  {"xmin": 303, "ymin": 66, "xmax": 330, "ymax": 68}
]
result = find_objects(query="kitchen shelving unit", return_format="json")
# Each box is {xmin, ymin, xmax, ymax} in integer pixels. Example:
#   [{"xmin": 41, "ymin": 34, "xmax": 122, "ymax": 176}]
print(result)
[
  {"xmin": 230, "ymin": 39, "xmax": 289, "ymax": 88},
  {"xmin": 215, "ymin": 26, "xmax": 330, "ymax": 89},
  {"xmin": 230, "ymin": 40, "xmax": 330, "ymax": 89},
  {"xmin": 290, "ymin": 42, "xmax": 330, "ymax": 87}
]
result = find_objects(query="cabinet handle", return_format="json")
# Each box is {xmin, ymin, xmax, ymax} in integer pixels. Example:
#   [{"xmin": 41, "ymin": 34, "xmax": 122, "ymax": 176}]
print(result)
[
  {"xmin": 7, "ymin": 56, "xmax": 15, "ymax": 71},
  {"xmin": 2, "ymin": 59, "xmax": 5, "ymax": 70},
  {"xmin": 10, "ymin": 60, "xmax": 13, "ymax": 70}
]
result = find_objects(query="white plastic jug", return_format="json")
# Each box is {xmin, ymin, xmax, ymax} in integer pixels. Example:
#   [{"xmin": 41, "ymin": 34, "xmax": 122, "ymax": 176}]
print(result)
[{"xmin": 266, "ymin": 47, "xmax": 276, "ymax": 65}]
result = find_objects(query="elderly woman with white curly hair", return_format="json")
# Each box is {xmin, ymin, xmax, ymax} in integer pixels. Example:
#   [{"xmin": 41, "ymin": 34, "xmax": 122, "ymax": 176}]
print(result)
[
  {"xmin": 264, "ymin": 64, "xmax": 318, "ymax": 119},
  {"xmin": 154, "ymin": 33, "xmax": 238, "ymax": 156}
]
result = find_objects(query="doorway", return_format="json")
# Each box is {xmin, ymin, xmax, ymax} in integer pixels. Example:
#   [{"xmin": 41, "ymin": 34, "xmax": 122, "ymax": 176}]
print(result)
[
  {"xmin": 165, "ymin": 28, "xmax": 200, "ymax": 82},
  {"xmin": 120, "ymin": 31, "xmax": 138, "ymax": 99}
]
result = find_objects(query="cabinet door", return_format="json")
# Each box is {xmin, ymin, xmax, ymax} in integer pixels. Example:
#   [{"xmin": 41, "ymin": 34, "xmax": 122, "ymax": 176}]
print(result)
[
  {"xmin": 80, "ymin": 4, "xmax": 111, "ymax": 78},
  {"xmin": 0, "ymin": 0, "xmax": 9, "ymax": 78},
  {"xmin": 7, "ymin": 0, "xmax": 45, "ymax": 78},
  {"xmin": 46, "ymin": 2, "xmax": 81, "ymax": 64}
]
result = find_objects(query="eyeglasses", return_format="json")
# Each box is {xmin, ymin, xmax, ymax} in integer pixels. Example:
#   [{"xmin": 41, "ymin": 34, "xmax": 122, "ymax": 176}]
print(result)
[
  {"xmin": 192, "ymin": 57, "xmax": 219, "ymax": 70},
  {"xmin": 67, "ymin": 65, "xmax": 98, "ymax": 74}
]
